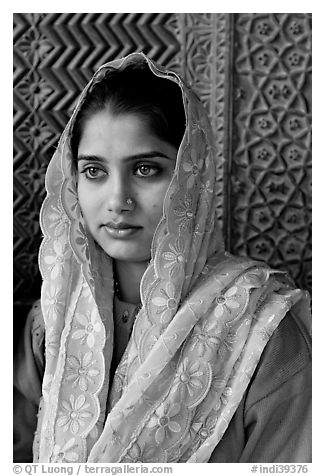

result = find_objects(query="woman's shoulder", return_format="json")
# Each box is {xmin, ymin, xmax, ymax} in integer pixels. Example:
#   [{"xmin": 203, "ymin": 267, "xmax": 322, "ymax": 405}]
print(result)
[
  {"xmin": 245, "ymin": 307, "xmax": 311, "ymax": 409},
  {"xmin": 15, "ymin": 299, "xmax": 45, "ymax": 373},
  {"xmin": 26, "ymin": 299, "xmax": 45, "ymax": 337},
  {"xmin": 14, "ymin": 299, "xmax": 45, "ymax": 403}
]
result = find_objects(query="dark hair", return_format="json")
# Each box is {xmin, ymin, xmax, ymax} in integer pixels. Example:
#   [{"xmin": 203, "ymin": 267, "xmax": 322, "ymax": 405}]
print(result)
[{"xmin": 71, "ymin": 62, "xmax": 186, "ymax": 163}]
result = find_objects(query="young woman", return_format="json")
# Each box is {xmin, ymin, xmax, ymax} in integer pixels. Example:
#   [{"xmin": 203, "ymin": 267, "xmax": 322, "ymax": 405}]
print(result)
[{"xmin": 14, "ymin": 53, "xmax": 311, "ymax": 463}]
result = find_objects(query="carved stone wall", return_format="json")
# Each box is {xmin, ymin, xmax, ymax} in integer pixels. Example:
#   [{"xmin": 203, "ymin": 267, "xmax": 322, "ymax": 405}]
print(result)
[
  {"xmin": 173, "ymin": 13, "xmax": 231, "ymax": 225},
  {"xmin": 229, "ymin": 13, "xmax": 312, "ymax": 292},
  {"xmin": 13, "ymin": 13, "xmax": 312, "ymax": 320}
]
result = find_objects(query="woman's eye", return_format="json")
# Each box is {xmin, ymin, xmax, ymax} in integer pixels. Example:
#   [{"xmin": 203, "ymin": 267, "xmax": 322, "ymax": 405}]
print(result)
[
  {"xmin": 82, "ymin": 167, "xmax": 106, "ymax": 179},
  {"xmin": 135, "ymin": 164, "xmax": 159, "ymax": 177}
]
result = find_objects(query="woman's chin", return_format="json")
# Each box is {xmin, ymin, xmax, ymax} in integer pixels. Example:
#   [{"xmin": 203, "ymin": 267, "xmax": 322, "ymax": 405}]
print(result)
[{"xmin": 99, "ymin": 242, "xmax": 151, "ymax": 263}]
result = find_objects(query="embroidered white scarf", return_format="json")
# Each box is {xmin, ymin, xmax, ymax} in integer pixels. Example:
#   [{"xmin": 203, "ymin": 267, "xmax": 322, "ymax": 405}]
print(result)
[{"xmin": 34, "ymin": 53, "xmax": 309, "ymax": 463}]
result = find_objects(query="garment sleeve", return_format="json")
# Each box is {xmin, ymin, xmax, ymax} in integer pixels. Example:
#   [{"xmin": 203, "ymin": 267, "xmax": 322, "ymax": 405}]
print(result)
[
  {"xmin": 239, "ymin": 361, "xmax": 311, "ymax": 462},
  {"xmin": 209, "ymin": 307, "xmax": 312, "ymax": 463},
  {"xmin": 13, "ymin": 300, "xmax": 45, "ymax": 463}
]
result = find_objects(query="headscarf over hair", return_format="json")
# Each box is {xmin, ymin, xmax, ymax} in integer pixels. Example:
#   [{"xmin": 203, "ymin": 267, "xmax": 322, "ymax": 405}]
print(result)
[{"xmin": 35, "ymin": 53, "xmax": 310, "ymax": 463}]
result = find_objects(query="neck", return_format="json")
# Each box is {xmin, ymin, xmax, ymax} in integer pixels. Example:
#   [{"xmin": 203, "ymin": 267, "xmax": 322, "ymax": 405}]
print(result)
[{"xmin": 113, "ymin": 260, "xmax": 148, "ymax": 304}]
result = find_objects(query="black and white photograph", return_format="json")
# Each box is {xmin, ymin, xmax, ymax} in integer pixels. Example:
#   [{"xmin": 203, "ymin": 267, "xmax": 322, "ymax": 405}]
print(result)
[{"xmin": 12, "ymin": 10, "xmax": 312, "ymax": 467}]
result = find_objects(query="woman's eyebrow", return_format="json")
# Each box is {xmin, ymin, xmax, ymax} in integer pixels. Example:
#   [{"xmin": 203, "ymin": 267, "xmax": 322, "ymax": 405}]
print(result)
[
  {"xmin": 77, "ymin": 151, "xmax": 174, "ymax": 163},
  {"xmin": 77, "ymin": 154, "xmax": 106, "ymax": 163}
]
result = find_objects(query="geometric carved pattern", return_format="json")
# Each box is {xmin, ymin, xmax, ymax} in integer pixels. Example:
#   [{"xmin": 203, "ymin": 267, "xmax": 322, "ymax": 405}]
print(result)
[
  {"xmin": 173, "ymin": 13, "xmax": 230, "ymax": 226},
  {"xmin": 13, "ymin": 13, "xmax": 312, "ymax": 310},
  {"xmin": 229, "ymin": 13, "xmax": 312, "ymax": 293}
]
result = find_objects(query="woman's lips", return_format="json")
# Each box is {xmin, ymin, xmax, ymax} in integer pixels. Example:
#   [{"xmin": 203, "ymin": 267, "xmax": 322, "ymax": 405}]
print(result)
[{"xmin": 103, "ymin": 222, "xmax": 142, "ymax": 238}]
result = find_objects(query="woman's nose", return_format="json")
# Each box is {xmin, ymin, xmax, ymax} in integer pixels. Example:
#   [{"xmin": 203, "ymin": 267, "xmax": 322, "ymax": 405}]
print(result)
[{"xmin": 105, "ymin": 176, "xmax": 134, "ymax": 213}]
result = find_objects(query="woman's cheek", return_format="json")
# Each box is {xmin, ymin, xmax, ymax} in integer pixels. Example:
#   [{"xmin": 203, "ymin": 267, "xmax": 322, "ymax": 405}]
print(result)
[
  {"xmin": 149, "ymin": 201, "xmax": 165, "ymax": 229},
  {"xmin": 78, "ymin": 189, "xmax": 96, "ymax": 223}
]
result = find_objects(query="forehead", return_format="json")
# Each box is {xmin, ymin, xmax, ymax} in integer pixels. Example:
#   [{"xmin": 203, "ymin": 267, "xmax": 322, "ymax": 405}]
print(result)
[
  {"xmin": 77, "ymin": 108, "xmax": 178, "ymax": 160},
  {"xmin": 81, "ymin": 109, "xmax": 150, "ymax": 140}
]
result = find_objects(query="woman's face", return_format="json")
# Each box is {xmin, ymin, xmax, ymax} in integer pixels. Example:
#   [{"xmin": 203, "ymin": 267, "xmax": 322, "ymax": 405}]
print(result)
[{"xmin": 77, "ymin": 108, "xmax": 177, "ymax": 263}]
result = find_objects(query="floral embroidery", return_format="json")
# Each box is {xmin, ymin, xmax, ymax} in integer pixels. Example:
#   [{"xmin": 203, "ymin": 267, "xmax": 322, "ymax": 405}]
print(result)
[
  {"xmin": 170, "ymin": 357, "xmax": 203, "ymax": 398},
  {"xmin": 75, "ymin": 222, "xmax": 89, "ymax": 259},
  {"xmin": 214, "ymin": 286, "xmax": 240, "ymax": 318},
  {"xmin": 212, "ymin": 378, "xmax": 233, "ymax": 411},
  {"xmin": 182, "ymin": 148, "xmax": 203, "ymax": 189},
  {"xmin": 52, "ymin": 437, "xmax": 79, "ymax": 462},
  {"xmin": 259, "ymin": 320, "xmax": 276, "ymax": 341},
  {"xmin": 193, "ymin": 223, "xmax": 204, "ymax": 241},
  {"xmin": 166, "ymin": 444, "xmax": 184, "ymax": 463},
  {"xmin": 35, "ymin": 54, "xmax": 302, "ymax": 464},
  {"xmin": 72, "ymin": 309, "xmax": 101, "ymax": 348},
  {"xmin": 152, "ymin": 282, "xmax": 178, "ymax": 324},
  {"xmin": 191, "ymin": 414, "xmax": 216, "ymax": 445},
  {"xmin": 109, "ymin": 360, "xmax": 128, "ymax": 408},
  {"xmin": 173, "ymin": 194, "xmax": 194, "ymax": 231},
  {"xmin": 217, "ymin": 328, "xmax": 238, "ymax": 357},
  {"xmin": 217, "ymin": 386, "xmax": 233, "ymax": 410},
  {"xmin": 44, "ymin": 284, "xmax": 65, "ymax": 321},
  {"xmin": 146, "ymin": 402, "xmax": 182, "ymax": 445},
  {"xmin": 66, "ymin": 351, "xmax": 100, "ymax": 391},
  {"xmin": 81, "ymin": 280, "xmax": 94, "ymax": 303},
  {"xmin": 199, "ymin": 179, "xmax": 213, "ymax": 198},
  {"xmin": 66, "ymin": 185, "xmax": 81, "ymax": 218},
  {"xmin": 48, "ymin": 203, "xmax": 70, "ymax": 237},
  {"xmin": 162, "ymin": 238, "xmax": 186, "ymax": 278},
  {"xmin": 57, "ymin": 394, "xmax": 92, "ymax": 434},
  {"xmin": 190, "ymin": 319, "xmax": 222, "ymax": 357},
  {"xmin": 46, "ymin": 326, "xmax": 61, "ymax": 357},
  {"xmin": 44, "ymin": 239, "xmax": 69, "ymax": 279},
  {"xmin": 123, "ymin": 442, "xmax": 158, "ymax": 463}
]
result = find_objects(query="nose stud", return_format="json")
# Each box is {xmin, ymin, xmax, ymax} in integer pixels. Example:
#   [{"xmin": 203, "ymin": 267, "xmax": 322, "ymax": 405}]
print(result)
[{"xmin": 126, "ymin": 198, "xmax": 134, "ymax": 206}]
